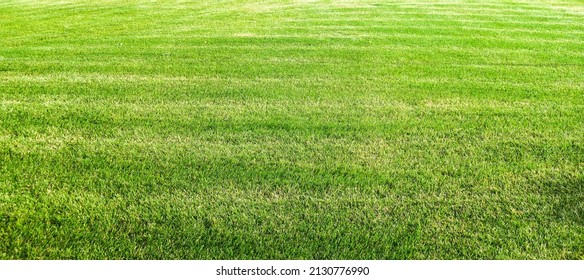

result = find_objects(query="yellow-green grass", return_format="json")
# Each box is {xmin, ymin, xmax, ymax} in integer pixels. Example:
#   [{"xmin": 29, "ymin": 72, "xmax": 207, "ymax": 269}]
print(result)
[{"xmin": 0, "ymin": 0, "xmax": 583, "ymax": 259}]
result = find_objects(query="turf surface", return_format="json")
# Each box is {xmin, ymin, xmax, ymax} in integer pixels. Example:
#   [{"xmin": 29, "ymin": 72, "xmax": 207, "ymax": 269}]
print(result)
[{"xmin": 0, "ymin": 0, "xmax": 583, "ymax": 259}]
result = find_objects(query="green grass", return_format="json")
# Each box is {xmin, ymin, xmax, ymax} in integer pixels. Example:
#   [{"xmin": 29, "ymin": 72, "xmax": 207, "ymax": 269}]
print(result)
[{"xmin": 0, "ymin": 0, "xmax": 583, "ymax": 259}]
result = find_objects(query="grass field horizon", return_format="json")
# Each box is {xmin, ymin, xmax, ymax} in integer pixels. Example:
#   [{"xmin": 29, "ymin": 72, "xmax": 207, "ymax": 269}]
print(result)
[{"xmin": 1, "ymin": 0, "xmax": 583, "ymax": 259}]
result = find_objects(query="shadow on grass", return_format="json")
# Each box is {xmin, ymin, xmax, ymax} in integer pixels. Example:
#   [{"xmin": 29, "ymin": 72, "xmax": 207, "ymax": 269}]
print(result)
[
  {"xmin": 540, "ymin": 176, "xmax": 584, "ymax": 225},
  {"xmin": 536, "ymin": 175, "xmax": 584, "ymax": 259}
]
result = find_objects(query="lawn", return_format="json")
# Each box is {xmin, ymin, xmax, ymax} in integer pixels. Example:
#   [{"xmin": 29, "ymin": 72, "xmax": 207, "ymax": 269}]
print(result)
[{"xmin": 0, "ymin": 0, "xmax": 583, "ymax": 259}]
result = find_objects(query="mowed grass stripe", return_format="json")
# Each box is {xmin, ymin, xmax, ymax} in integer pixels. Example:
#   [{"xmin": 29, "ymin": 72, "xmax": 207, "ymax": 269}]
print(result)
[
  {"xmin": 4, "ymin": 49, "xmax": 582, "ymax": 74},
  {"xmin": 1, "ymin": 73, "xmax": 582, "ymax": 103},
  {"xmin": 10, "ymin": 44, "xmax": 583, "ymax": 59}
]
